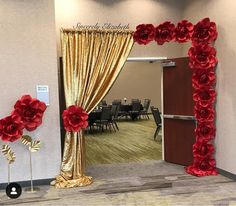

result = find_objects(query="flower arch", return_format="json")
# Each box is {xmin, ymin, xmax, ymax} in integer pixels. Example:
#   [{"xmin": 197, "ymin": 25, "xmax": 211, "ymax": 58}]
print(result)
[{"xmin": 133, "ymin": 18, "xmax": 218, "ymax": 176}]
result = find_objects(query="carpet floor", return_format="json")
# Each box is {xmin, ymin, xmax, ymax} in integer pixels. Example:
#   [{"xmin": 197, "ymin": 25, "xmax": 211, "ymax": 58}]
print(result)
[
  {"xmin": 1, "ymin": 161, "xmax": 236, "ymax": 206},
  {"xmin": 85, "ymin": 118, "xmax": 162, "ymax": 165}
]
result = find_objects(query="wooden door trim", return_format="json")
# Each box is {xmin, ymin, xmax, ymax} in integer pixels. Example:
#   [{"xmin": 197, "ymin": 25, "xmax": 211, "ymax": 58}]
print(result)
[{"xmin": 161, "ymin": 63, "xmax": 165, "ymax": 160}]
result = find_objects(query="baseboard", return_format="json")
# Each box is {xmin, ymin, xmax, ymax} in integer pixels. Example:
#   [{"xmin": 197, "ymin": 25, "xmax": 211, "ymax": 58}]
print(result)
[
  {"xmin": 218, "ymin": 168, "xmax": 236, "ymax": 181},
  {"xmin": 0, "ymin": 178, "xmax": 54, "ymax": 190}
]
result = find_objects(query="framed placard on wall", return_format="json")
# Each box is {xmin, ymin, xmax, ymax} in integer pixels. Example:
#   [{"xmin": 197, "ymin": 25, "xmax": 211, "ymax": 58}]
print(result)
[{"xmin": 36, "ymin": 85, "xmax": 49, "ymax": 106}]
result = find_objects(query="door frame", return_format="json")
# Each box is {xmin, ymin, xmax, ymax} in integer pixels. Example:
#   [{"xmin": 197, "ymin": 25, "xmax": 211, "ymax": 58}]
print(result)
[{"xmin": 161, "ymin": 62, "xmax": 165, "ymax": 161}]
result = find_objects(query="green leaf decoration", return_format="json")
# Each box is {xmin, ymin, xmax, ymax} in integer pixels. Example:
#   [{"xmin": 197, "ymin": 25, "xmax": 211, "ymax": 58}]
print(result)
[
  {"xmin": 21, "ymin": 135, "xmax": 32, "ymax": 146},
  {"xmin": 2, "ymin": 145, "xmax": 16, "ymax": 164},
  {"xmin": 29, "ymin": 140, "xmax": 41, "ymax": 152}
]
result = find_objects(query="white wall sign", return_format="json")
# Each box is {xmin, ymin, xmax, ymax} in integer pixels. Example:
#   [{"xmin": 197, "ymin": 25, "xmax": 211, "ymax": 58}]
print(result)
[{"xmin": 36, "ymin": 85, "xmax": 49, "ymax": 106}]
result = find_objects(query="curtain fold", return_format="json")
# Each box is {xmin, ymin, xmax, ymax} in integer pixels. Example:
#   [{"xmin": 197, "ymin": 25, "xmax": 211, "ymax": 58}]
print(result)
[{"xmin": 52, "ymin": 29, "xmax": 134, "ymax": 188}]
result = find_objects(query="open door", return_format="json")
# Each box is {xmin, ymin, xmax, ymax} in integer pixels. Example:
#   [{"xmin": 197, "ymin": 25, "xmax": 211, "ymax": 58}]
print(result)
[{"xmin": 163, "ymin": 57, "xmax": 196, "ymax": 166}]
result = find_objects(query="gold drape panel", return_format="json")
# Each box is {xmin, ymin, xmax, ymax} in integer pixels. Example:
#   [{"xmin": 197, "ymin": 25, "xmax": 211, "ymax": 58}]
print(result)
[{"xmin": 52, "ymin": 29, "xmax": 134, "ymax": 188}]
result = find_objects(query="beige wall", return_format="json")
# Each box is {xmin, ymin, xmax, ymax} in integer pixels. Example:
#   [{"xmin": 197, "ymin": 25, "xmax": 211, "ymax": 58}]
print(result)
[
  {"xmin": 105, "ymin": 61, "xmax": 162, "ymax": 111},
  {"xmin": 183, "ymin": 0, "xmax": 236, "ymax": 174},
  {"xmin": 54, "ymin": 0, "xmax": 184, "ymax": 58},
  {"xmin": 0, "ymin": 0, "xmax": 60, "ymax": 183}
]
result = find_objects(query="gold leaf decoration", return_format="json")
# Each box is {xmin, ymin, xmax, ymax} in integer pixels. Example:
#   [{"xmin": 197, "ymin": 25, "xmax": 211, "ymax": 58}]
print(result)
[
  {"xmin": 2, "ymin": 144, "xmax": 10, "ymax": 155},
  {"xmin": 2, "ymin": 145, "xmax": 16, "ymax": 164},
  {"xmin": 21, "ymin": 135, "xmax": 32, "ymax": 146},
  {"xmin": 29, "ymin": 140, "xmax": 41, "ymax": 152}
]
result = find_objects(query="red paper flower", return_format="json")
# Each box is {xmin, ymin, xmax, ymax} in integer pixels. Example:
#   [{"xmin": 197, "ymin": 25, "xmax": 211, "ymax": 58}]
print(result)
[
  {"xmin": 13, "ymin": 95, "xmax": 47, "ymax": 131},
  {"xmin": 189, "ymin": 43, "xmax": 218, "ymax": 70},
  {"xmin": 62, "ymin": 105, "xmax": 88, "ymax": 132},
  {"xmin": 195, "ymin": 122, "xmax": 216, "ymax": 141},
  {"xmin": 193, "ymin": 140, "xmax": 215, "ymax": 158},
  {"xmin": 185, "ymin": 165, "xmax": 218, "ymax": 176},
  {"xmin": 192, "ymin": 18, "xmax": 217, "ymax": 44},
  {"xmin": 194, "ymin": 104, "xmax": 215, "ymax": 122},
  {"xmin": 193, "ymin": 88, "xmax": 216, "ymax": 106},
  {"xmin": 186, "ymin": 157, "xmax": 218, "ymax": 176},
  {"xmin": 133, "ymin": 24, "xmax": 155, "ymax": 45},
  {"xmin": 154, "ymin": 21, "xmax": 175, "ymax": 45},
  {"xmin": 192, "ymin": 69, "xmax": 216, "ymax": 89},
  {"xmin": 193, "ymin": 156, "xmax": 216, "ymax": 171},
  {"xmin": 0, "ymin": 114, "xmax": 24, "ymax": 142},
  {"xmin": 175, "ymin": 20, "xmax": 193, "ymax": 43}
]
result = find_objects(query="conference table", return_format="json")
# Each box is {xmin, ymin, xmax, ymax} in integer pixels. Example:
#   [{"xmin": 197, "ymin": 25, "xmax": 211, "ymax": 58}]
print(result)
[
  {"xmin": 88, "ymin": 104, "xmax": 144, "ymax": 124},
  {"xmin": 119, "ymin": 104, "xmax": 143, "ymax": 120}
]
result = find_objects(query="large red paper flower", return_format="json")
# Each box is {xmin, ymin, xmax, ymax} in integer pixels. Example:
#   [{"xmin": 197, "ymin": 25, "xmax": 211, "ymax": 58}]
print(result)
[
  {"xmin": 193, "ymin": 88, "xmax": 216, "ymax": 106},
  {"xmin": 195, "ymin": 122, "xmax": 216, "ymax": 141},
  {"xmin": 63, "ymin": 105, "xmax": 88, "ymax": 132},
  {"xmin": 194, "ymin": 104, "xmax": 215, "ymax": 122},
  {"xmin": 193, "ymin": 140, "xmax": 215, "ymax": 158},
  {"xmin": 0, "ymin": 114, "xmax": 24, "ymax": 142},
  {"xmin": 192, "ymin": 69, "xmax": 216, "ymax": 89},
  {"xmin": 154, "ymin": 21, "xmax": 175, "ymax": 45},
  {"xmin": 192, "ymin": 18, "xmax": 217, "ymax": 44},
  {"xmin": 133, "ymin": 24, "xmax": 155, "ymax": 45},
  {"xmin": 13, "ymin": 95, "xmax": 47, "ymax": 131},
  {"xmin": 175, "ymin": 20, "xmax": 193, "ymax": 43},
  {"xmin": 186, "ymin": 156, "xmax": 218, "ymax": 176},
  {"xmin": 189, "ymin": 43, "xmax": 218, "ymax": 70}
]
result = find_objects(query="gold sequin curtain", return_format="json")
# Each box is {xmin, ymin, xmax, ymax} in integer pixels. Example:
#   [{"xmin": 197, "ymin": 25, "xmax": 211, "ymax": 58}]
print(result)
[{"xmin": 52, "ymin": 29, "xmax": 134, "ymax": 188}]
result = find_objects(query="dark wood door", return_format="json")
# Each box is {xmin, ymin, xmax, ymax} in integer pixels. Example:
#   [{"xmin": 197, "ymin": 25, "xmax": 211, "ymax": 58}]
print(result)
[{"xmin": 163, "ymin": 57, "xmax": 195, "ymax": 166}]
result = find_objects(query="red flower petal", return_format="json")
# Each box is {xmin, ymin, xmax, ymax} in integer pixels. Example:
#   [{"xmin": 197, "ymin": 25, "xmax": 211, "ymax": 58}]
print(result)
[
  {"xmin": 193, "ymin": 140, "xmax": 215, "ymax": 158},
  {"xmin": 13, "ymin": 94, "xmax": 47, "ymax": 131},
  {"xmin": 25, "ymin": 122, "xmax": 38, "ymax": 131},
  {"xmin": 133, "ymin": 24, "xmax": 155, "ymax": 45},
  {"xmin": 192, "ymin": 69, "xmax": 216, "ymax": 89},
  {"xmin": 195, "ymin": 122, "xmax": 216, "ymax": 141},
  {"xmin": 185, "ymin": 165, "xmax": 218, "ymax": 176},
  {"xmin": 155, "ymin": 21, "xmax": 175, "ymax": 45},
  {"xmin": 192, "ymin": 18, "xmax": 218, "ymax": 44},
  {"xmin": 0, "ymin": 115, "xmax": 24, "ymax": 142},
  {"xmin": 193, "ymin": 88, "xmax": 216, "ymax": 106},
  {"xmin": 175, "ymin": 20, "xmax": 193, "ymax": 43},
  {"xmin": 194, "ymin": 104, "xmax": 215, "ymax": 122},
  {"xmin": 189, "ymin": 43, "xmax": 217, "ymax": 70},
  {"xmin": 63, "ymin": 105, "xmax": 88, "ymax": 132}
]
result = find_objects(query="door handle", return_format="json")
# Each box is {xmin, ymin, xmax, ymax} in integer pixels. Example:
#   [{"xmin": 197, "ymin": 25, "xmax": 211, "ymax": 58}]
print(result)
[{"xmin": 163, "ymin": 114, "xmax": 195, "ymax": 121}]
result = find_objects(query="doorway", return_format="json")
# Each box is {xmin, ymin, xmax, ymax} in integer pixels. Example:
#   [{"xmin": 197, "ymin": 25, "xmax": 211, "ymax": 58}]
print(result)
[
  {"xmin": 85, "ymin": 59, "xmax": 163, "ymax": 165},
  {"xmin": 58, "ymin": 57, "xmax": 195, "ymax": 166}
]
